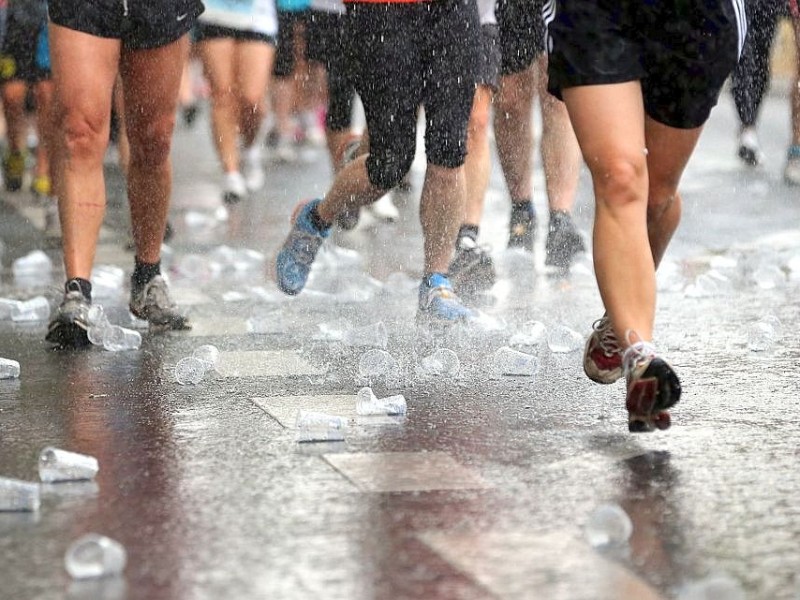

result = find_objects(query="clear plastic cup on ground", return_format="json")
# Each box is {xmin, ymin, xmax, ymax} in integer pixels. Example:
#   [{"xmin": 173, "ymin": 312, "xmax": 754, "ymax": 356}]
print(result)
[
  {"xmin": 418, "ymin": 348, "xmax": 460, "ymax": 376},
  {"xmin": 492, "ymin": 346, "xmax": 539, "ymax": 376},
  {"xmin": 39, "ymin": 447, "xmax": 99, "ymax": 483},
  {"xmin": 355, "ymin": 387, "xmax": 407, "ymax": 416},
  {"xmin": 295, "ymin": 410, "xmax": 348, "ymax": 442},
  {"xmin": 0, "ymin": 477, "xmax": 40, "ymax": 512},
  {"xmin": 174, "ymin": 357, "xmax": 206, "ymax": 385},
  {"xmin": 0, "ymin": 357, "xmax": 20, "ymax": 379},
  {"xmin": 10, "ymin": 296, "xmax": 50, "ymax": 322},
  {"xmin": 64, "ymin": 534, "xmax": 127, "ymax": 579},
  {"xmin": 102, "ymin": 326, "xmax": 141, "ymax": 352},
  {"xmin": 584, "ymin": 503, "xmax": 633, "ymax": 548},
  {"xmin": 192, "ymin": 345, "xmax": 220, "ymax": 370}
]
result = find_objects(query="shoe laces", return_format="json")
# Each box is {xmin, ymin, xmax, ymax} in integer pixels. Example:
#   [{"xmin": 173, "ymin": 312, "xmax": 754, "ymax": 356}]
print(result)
[
  {"xmin": 592, "ymin": 316, "xmax": 621, "ymax": 357},
  {"xmin": 622, "ymin": 331, "xmax": 657, "ymax": 377}
]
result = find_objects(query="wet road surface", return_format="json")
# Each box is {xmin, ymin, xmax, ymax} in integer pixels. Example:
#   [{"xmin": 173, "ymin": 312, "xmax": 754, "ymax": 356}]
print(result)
[{"xmin": 0, "ymin": 91, "xmax": 799, "ymax": 600}]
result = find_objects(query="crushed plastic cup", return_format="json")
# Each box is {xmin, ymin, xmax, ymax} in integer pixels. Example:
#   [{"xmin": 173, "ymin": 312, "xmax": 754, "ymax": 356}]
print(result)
[
  {"xmin": 677, "ymin": 573, "xmax": 745, "ymax": 600},
  {"xmin": 0, "ymin": 298, "xmax": 20, "ymax": 320},
  {"xmin": 65, "ymin": 534, "xmax": 127, "ymax": 579},
  {"xmin": 102, "ymin": 326, "xmax": 141, "ymax": 352},
  {"xmin": 11, "ymin": 296, "xmax": 50, "ymax": 322},
  {"xmin": 493, "ymin": 346, "xmax": 539, "ymax": 376},
  {"xmin": 509, "ymin": 320, "xmax": 547, "ymax": 349},
  {"xmin": 0, "ymin": 477, "xmax": 40, "ymax": 512},
  {"xmin": 295, "ymin": 410, "xmax": 348, "ymax": 442},
  {"xmin": 39, "ymin": 447, "xmax": 99, "ymax": 483},
  {"xmin": 193, "ymin": 345, "xmax": 220, "ymax": 369},
  {"xmin": 355, "ymin": 387, "xmax": 407, "ymax": 416},
  {"xmin": 747, "ymin": 318, "xmax": 779, "ymax": 352},
  {"xmin": 547, "ymin": 324, "xmax": 584, "ymax": 353},
  {"xmin": 12, "ymin": 250, "xmax": 52, "ymax": 277},
  {"xmin": 584, "ymin": 503, "xmax": 633, "ymax": 548},
  {"xmin": 418, "ymin": 349, "xmax": 460, "ymax": 376},
  {"xmin": 174, "ymin": 357, "xmax": 206, "ymax": 385},
  {"xmin": 0, "ymin": 357, "xmax": 20, "ymax": 379},
  {"xmin": 343, "ymin": 321, "xmax": 388, "ymax": 349}
]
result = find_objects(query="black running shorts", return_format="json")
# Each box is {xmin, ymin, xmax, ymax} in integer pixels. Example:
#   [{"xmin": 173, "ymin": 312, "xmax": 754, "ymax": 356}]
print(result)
[
  {"xmin": 0, "ymin": 11, "xmax": 50, "ymax": 83},
  {"xmin": 306, "ymin": 10, "xmax": 355, "ymax": 132},
  {"xmin": 273, "ymin": 10, "xmax": 307, "ymax": 78},
  {"xmin": 345, "ymin": 0, "xmax": 480, "ymax": 187},
  {"xmin": 545, "ymin": 0, "xmax": 744, "ymax": 129},
  {"xmin": 496, "ymin": 0, "xmax": 545, "ymax": 75},
  {"xmin": 49, "ymin": 0, "xmax": 204, "ymax": 50},
  {"xmin": 194, "ymin": 23, "xmax": 275, "ymax": 44},
  {"xmin": 477, "ymin": 23, "xmax": 501, "ymax": 89}
]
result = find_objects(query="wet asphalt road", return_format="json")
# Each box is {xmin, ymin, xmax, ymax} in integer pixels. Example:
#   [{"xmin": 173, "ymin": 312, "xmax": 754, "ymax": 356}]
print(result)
[{"xmin": 0, "ymin": 88, "xmax": 799, "ymax": 600}]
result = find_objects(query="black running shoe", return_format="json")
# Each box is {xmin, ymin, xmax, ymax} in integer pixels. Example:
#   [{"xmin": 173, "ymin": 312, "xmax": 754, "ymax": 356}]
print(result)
[
  {"xmin": 545, "ymin": 211, "xmax": 585, "ymax": 272},
  {"xmin": 46, "ymin": 286, "xmax": 91, "ymax": 348},
  {"xmin": 129, "ymin": 275, "xmax": 191, "ymax": 330},
  {"xmin": 448, "ymin": 236, "xmax": 496, "ymax": 295},
  {"xmin": 508, "ymin": 209, "xmax": 536, "ymax": 252}
]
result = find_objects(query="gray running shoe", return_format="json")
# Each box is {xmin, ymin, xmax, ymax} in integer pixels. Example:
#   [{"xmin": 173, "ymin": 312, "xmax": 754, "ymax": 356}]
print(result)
[
  {"xmin": 46, "ymin": 285, "xmax": 91, "ymax": 348},
  {"xmin": 129, "ymin": 275, "xmax": 191, "ymax": 330},
  {"xmin": 545, "ymin": 211, "xmax": 585, "ymax": 272}
]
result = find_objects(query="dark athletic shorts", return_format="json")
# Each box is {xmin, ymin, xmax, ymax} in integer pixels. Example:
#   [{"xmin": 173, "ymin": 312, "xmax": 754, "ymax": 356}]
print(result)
[
  {"xmin": 306, "ymin": 10, "xmax": 355, "ymax": 131},
  {"xmin": 0, "ymin": 13, "xmax": 50, "ymax": 83},
  {"xmin": 194, "ymin": 23, "xmax": 275, "ymax": 45},
  {"xmin": 477, "ymin": 23, "xmax": 500, "ymax": 89},
  {"xmin": 497, "ymin": 0, "xmax": 545, "ymax": 75},
  {"xmin": 546, "ymin": 0, "xmax": 744, "ymax": 129},
  {"xmin": 49, "ymin": 0, "xmax": 204, "ymax": 50},
  {"xmin": 273, "ymin": 10, "xmax": 307, "ymax": 78},
  {"xmin": 345, "ymin": 0, "xmax": 480, "ymax": 187}
]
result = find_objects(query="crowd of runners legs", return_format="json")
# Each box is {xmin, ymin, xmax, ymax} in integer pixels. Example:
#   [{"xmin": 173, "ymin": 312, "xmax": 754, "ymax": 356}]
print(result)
[{"xmin": 0, "ymin": 0, "xmax": 795, "ymax": 432}]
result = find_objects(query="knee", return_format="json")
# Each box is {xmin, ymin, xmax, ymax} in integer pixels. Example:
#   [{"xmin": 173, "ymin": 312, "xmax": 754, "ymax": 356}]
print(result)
[
  {"xmin": 60, "ymin": 110, "xmax": 108, "ymax": 163},
  {"xmin": 590, "ymin": 156, "xmax": 648, "ymax": 208},
  {"xmin": 129, "ymin": 114, "xmax": 176, "ymax": 167},
  {"xmin": 468, "ymin": 104, "xmax": 491, "ymax": 144},
  {"xmin": 366, "ymin": 147, "xmax": 414, "ymax": 190}
]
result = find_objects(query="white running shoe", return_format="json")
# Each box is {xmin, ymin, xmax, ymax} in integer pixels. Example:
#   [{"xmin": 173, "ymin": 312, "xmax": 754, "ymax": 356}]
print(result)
[
  {"xmin": 242, "ymin": 146, "xmax": 265, "ymax": 191},
  {"xmin": 223, "ymin": 171, "xmax": 247, "ymax": 204},
  {"xmin": 737, "ymin": 127, "xmax": 764, "ymax": 167},
  {"xmin": 274, "ymin": 135, "xmax": 298, "ymax": 163},
  {"xmin": 366, "ymin": 194, "xmax": 400, "ymax": 223}
]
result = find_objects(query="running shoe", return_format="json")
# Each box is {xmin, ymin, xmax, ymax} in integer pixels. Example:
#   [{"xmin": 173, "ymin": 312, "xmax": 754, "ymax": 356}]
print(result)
[
  {"xmin": 737, "ymin": 127, "xmax": 764, "ymax": 167},
  {"xmin": 274, "ymin": 134, "xmax": 298, "ymax": 163},
  {"xmin": 448, "ymin": 236, "xmax": 496, "ymax": 295},
  {"xmin": 583, "ymin": 315, "xmax": 623, "ymax": 384},
  {"xmin": 508, "ymin": 208, "xmax": 536, "ymax": 252},
  {"xmin": 2, "ymin": 150, "xmax": 26, "ymax": 192},
  {"xmin": 129, "ymin": 275, "xmax": 191, "ymax": 330},
  {"xmin": 31, "ymin": 175, "xmax": 51, "ymax": 198},
  {"xmin": 417, "ymin": 273, "xmax": 475, "ymax": 323},
  {"xmin": 366, "ymin": 194, "xmax": 400, "ymax": 223},
  {"xmin": 623, "ymin": 341, "xmax": 681, "ymax": 433},
  {"xmin": 242, "ymin": 146, "xmax": 266, "ymax": 192},
  {"xmin": 784, "ymin": 145, "xmax": 800, "ymax": 186},
  {"xmin": 46, "ymin": 283, "xmax": 91, "ymax": 347},
  {"xmin": 223, "ymin": 171, "xmax": 247, "ymax": 204},
  {"xmin": 545, "ymin": 210, "xmax": 585, "ymax": 271},
  {"xmin": 275, "ymin": 199, "xmax": 330, "ymax": 295}
]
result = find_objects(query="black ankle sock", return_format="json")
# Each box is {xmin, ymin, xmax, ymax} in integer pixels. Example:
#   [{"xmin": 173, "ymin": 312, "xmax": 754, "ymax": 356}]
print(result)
[
  {"xmin": 510, "ymin": 200, "xmax": 535, "ymax": 224},
  {"xmin": 457, "ymin": 224, "xmax": 479, "ymax": 245},
  {"xmin": 66, "ymin": 277, "xmax": 92, "ymax": 302},
  {"xmin": 309, "ymin": 205, "xmax": 332, "ymax": 233},
  {"xmin": 132, "ymin": 258, "xmax": 161, "ymax": 290}
]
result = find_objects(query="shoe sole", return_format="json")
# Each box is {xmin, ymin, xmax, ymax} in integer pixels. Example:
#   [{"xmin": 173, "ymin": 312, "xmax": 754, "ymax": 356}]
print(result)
[
  {"xmin": 129, "ymin": 306, "xmax": 192, "ymax": 331},
  {"xmin": 46, "ymin": 320, "xmax": 90, "ymax": 348},
  {"xmin": 626, "ymin": 358, "xmax": 681, "ymax": 433}
]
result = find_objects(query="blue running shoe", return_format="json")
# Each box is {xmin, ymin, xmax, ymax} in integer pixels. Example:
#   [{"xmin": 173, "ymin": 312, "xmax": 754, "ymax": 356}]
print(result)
[
  {"xmin": 417, "ymin": 273, "xmax": 475, "ymax": 323},
  {"xmin": 276, "ymin": 199, "xmax": 331, "ymax": 295}
]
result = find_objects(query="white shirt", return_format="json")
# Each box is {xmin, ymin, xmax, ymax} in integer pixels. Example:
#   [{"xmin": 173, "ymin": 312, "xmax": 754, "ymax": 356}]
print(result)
[{"xmin": 200, "ymin": 0, "xmax": 279, "ymax": 36}]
